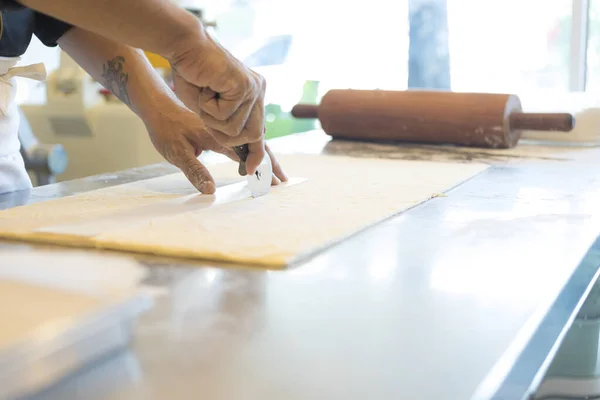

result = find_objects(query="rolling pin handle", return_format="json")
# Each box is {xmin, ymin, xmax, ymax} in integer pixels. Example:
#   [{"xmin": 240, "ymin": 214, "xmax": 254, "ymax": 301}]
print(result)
[
  {"xmin": 509, "ymin": 112, "xmax": 575, "ymax": 132},
  {"xmin": 291, "ymin": 104, "xmax": 319, "ymax": 119}
]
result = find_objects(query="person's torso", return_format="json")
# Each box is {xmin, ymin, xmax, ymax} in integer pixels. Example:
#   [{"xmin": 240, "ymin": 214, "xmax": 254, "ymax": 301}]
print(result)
[
  {"xmin": 0, "ymin": 8, "xmax": 36, "ymax": 58},
  {"xmin": 0, "ymin": 7, "xmax": 36, "ymax": 192}
]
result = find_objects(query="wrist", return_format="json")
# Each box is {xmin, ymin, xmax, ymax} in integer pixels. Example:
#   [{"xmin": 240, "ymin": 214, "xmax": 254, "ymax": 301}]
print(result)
[
  {"xmin": 159, "ymin": 12, "xmax": 208, "ymax": 62},
  {"xmin": 138, "ymin": 88, "xmax": 188, "ymax": 127}
]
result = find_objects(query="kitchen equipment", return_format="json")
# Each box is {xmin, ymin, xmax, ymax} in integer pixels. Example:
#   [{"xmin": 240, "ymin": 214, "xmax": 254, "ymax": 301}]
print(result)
[
  {"xmin": 518, "ymin": 91, "xmax": 600, "ymax": 146},
  {"xmin": 291, "ymin": 89, "xmax": 574, "ymax": 148},
  {"xmin": 232, "ymin": 144, "xmax": 272, "ymax": 198},
  {"xmin": 18, "ymin": 107, "xmax": 68, "ymax": 186}
]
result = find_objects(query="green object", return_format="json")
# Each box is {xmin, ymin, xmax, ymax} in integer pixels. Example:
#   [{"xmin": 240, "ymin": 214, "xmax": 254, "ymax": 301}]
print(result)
[{"xmin": 264, "ymin": 80, "xmax": 320, "ymax": 140}]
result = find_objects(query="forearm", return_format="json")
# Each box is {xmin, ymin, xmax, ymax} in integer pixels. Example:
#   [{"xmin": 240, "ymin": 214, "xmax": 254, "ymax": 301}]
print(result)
[
  {"xmin": 18, "ymin": 0, "xmax": 201, "ymax": 59},
  {"xmin": 58, "ymin": 27, "xmax": 181, "ymax": 122}
]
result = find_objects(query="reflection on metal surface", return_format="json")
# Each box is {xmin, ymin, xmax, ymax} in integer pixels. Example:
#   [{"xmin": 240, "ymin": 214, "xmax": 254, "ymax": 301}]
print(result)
[
  {"xmin": 137, "ymin": 269, "xmax": 267, "ymax": 360},
  {"xmin": 0, "ymin": 189, "xmax": 31, "ymax": 210},
  {"xmin": 25, "ymin": 351, "xmax": 143, "ymax": 400},
  {"xmin": 3, "ymin": 131, "xmax": 600, "ymax": 399}
]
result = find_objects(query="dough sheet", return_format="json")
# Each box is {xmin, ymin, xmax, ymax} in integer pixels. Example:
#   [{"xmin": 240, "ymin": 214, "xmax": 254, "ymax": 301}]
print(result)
[{"xmin": 0, "ymin": 154, "xmax": 488, "ymax": 267}]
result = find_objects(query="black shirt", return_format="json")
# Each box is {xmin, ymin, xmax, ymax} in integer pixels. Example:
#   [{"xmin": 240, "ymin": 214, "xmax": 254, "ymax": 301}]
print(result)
[{"xmin": 0, "ymin": 7, "xmax": 72, "ymax": 57}]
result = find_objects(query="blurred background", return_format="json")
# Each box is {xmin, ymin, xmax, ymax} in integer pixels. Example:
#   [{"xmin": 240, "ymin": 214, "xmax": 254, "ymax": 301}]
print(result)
[{"xmin": 15, "ymin": 0, "xmax": 600, "ymax": 183}]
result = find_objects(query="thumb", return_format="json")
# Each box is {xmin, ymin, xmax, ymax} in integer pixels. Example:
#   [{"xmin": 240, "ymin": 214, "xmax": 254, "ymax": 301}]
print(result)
[
  {"xmin": 245, "ymin": 140, "xmax": 266, "ymax": 175},
  {"xmin": 176, "ymin": 151, "xmax": 216, "ymax": 194}
]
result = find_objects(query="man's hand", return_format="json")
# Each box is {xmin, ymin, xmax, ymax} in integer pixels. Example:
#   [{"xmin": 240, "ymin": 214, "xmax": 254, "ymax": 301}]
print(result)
[
  {"xmin": 20, "ymin": 0, "xmax": 271, "ymax": 175},
  {"xmin": 57, "ymin": 27, "xmax": 286, "ymax": 194},
  {"xmin": 169, "ymin": 30, "xmax": 268, "ymax": 175},
  {"xmin": 146, "ymin": 104, "xmax": 287, "ymax": 194}
]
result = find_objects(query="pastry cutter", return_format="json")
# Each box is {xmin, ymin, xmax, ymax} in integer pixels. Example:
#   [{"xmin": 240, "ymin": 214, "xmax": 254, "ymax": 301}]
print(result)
[{"xmin": 232, "ymin": 144, "xmax": 272, "ymax": 198}]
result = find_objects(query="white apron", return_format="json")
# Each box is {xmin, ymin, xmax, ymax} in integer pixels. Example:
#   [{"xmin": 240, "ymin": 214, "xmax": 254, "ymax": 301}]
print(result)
[{"xmin": 0, "ymin": 57, "xmax": 46, "ymax": 195}]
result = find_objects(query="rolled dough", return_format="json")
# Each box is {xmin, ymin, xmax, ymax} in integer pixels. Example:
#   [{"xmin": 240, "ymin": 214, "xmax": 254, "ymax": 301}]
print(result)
[{"xmin": 0, "ymin": 154, "xmax": 488, "ymax": 267}]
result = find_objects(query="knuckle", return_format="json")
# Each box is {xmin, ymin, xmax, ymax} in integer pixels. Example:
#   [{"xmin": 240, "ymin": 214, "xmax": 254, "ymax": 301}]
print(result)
[
  {"xmin": 218, "ymin": 135, "xmax": 236, "ymax": 147},
  {"xmin": 241, "ymin": 75, "xmax": 252, "ymax": 91},
  {"xmin": 222, "ymin": 126, "xmax": 238, "ymax": 138},
  {"xmin": 212, "ymin": 109, "xmax": 229, "ymax": 122},
  {"xmin": 249, "ymin": 130, "xmax": 262, "ymax": 142},
  {"xmin": 259, "ymin": 75, "xmax": 266, "ymax": 91},
  {"xmin": 234, "ymin": 123, "xmax": 244, "ymax": 136},
  {"xmin": 162, "ymin": 147, "xmax": 182, "ymax": 167},
  {"xmin": 230, "ymin": 136, "xmax": 248, "ymax": 147}
]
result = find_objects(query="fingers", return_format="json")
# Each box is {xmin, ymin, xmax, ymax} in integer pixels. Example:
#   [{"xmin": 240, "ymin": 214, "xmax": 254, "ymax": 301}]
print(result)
[
  {"xmin": 173, "ymin": 46, "xmax": 267, "ymax": 148},
  {"xmin": 245, "ymin": 140, "xmax": 266, "ymax": 176},
  {"xmin": 191, "ymin": 41, "xmax": 249, "ymax": 121},
  {"xmin": 197, "ymin": 86, "xmax": 247, "ymax": 122},
  {"xmin": 196, "ymin": 74, "xmax": 265, "ymax": 145},
  {"xmin": 265, "ymin": 144, "xmax": 288, "ymax": 182},
  {"xmin": 207, "ymin": 142, "xmax": 240, "ymax": 163},
  {"xmin": 199, "ymin": 96, "xmax": 255, "ymax": 138},
  {"xmin": 201, "ymin": 97, "xmax": 265, "ymax": 147},
  {"xmin": 172, "ymin": 73, "xmax": 201, "ymax": 115},
  {"xmin": 175, "ymin": 150, "xmax": 216, "ymax": 195},
  {"xmin": 242, "ymin": 83, "xmax": 266, "ymax": 143}
]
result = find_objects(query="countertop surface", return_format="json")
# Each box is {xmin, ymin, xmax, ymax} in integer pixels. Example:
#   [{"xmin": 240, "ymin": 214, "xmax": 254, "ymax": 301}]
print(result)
[{"xmin": 3, "ymin": 131, "xmax": 600, "ymax": 400}]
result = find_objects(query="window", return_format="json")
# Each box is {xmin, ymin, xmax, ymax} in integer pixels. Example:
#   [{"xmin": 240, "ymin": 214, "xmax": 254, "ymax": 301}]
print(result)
[
  {"xmin": 243, "ymin": 35, "xmax": 293, "ymax": 68},
  {"xmin": 586, "ymin": 0, "xmax": 600, "ymax": 90},
  {"xmin": 17, "ymin": 0, "xmax": 597, "ymax": 105},
  {"xmin": 206, "ymin": 0, "xmax": 580, "ymax": 105},
  {"xmin": 447, "ymin": 0, "xmax": 572, "ymax": 93}
]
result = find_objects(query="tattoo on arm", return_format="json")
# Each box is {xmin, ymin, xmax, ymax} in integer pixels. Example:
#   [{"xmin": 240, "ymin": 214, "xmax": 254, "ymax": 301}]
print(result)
[{"xmin": 101, "ymin": 56, "xmax": 131, "ymax": 106}]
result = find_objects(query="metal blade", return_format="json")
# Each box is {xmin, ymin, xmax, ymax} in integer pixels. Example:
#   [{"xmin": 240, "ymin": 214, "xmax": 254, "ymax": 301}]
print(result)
[{"xmin": 247, "ymin": 154, "xmax": 272, "ymax": 198}]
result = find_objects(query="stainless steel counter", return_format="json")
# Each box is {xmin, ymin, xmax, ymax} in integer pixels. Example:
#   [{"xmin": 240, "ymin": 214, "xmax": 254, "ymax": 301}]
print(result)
[{"xmin": 4, "ymin": 130, "xmax": 600, "ymax": 400}]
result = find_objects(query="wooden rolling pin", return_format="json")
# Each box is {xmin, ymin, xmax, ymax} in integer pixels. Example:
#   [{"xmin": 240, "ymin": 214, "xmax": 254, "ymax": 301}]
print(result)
[{"xmin": 291, "ymin": 90, "xmax": 574, "ymax": 148}]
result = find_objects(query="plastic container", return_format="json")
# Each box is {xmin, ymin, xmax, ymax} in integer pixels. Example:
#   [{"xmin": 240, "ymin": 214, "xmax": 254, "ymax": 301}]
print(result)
[{"xmin": 0, "ymin": 251, "xmax": 152, "ymax": 400}]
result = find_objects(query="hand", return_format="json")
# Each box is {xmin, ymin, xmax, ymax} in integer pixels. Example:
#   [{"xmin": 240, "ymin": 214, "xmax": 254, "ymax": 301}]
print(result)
[
  {"xmin": 144, "ymin": 103, "xmax": 287, "ymax": 194},
  {"xmin": 168, "ymin": 28, "xmax": 267, "ymax": 175}
]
